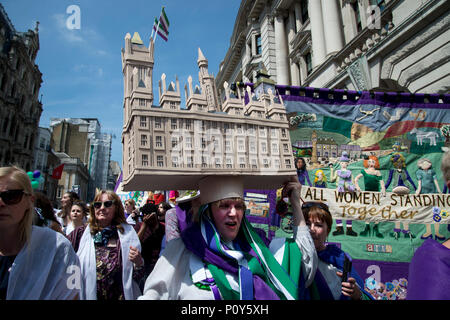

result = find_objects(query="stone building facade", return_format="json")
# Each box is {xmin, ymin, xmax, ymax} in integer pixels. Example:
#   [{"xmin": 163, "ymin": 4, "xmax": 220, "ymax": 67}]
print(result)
[
  {"xmin": 215, "ymin": 0, "xmax": 449, "ymax": 96},
  {"xmin": 50, "ymin": 118, "xmax": 112, "ymax": 201},
  {"xmin": 121, "ymin": 34, "xmax": 296, "ymax": 191},
  {"xmin": 0, "ymin": 4, "xmax": 42, "ymax": 170}
]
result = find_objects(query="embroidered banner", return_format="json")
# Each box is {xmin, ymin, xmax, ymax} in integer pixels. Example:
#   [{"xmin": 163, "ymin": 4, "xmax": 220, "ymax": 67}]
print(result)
[{"xmin": 301, "ymin": 186, "xmax": 450, "ymax": 224}]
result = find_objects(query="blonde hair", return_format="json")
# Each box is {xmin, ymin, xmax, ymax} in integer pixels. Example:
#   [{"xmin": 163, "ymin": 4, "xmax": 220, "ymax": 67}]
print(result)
[
  {"xmin": 0, "ymin": 166, "xmax": 34, "ymax": 245},
  {"xmin": 314, "ymin": 169, "xmax": 327, "ymax": 183}
]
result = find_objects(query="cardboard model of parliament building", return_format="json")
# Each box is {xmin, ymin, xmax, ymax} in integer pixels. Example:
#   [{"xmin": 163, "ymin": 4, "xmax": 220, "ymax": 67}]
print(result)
[{"xmin": 121, "ymin": 32, "xmax": 296, "ymax": 191}]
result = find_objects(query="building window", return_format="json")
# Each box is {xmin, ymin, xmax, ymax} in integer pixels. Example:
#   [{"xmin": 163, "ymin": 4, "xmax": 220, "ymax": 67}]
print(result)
[
  {"xmin": 285, "ymin": 159, "xmax": 291, "ymax": 168},
  {"xmin": 263, "ymin": 158, "xmax": 269, "ymax": 168},
  {"xmin": 170, "ymin": 101, "xmax": 176, "ymax": 109},
  {"xmin": 187, "ymin": 156, "xmax": 193, "ymax": 168},
  {"xmin": 271, "ymin": 128, "xmax": 277, "ymax": 138},
  {"xmin": 171, "ymin": 137, "xmax": 178, "ymax": 148},
  {"xmin": 225, "ymin": 140, "xmax": 231, "ymax": 153},
  {"xmin": 215, "ymin": 158, "xmax": 221, "ymax": 168},
  {"xmin": 156, "ymin": 136, "xmax": 163, "ymax": 147},
  {"xmin": 239, "ymin": 157, "xmax": 246, "ymax": 168},
  {"xmin": 140, "ymin": 116, "xmax": 147, "ymax": 127},
  {"xmin": 141, "ymin": 135, "xmax": 147, "ymax": 146},
  {"xmin": 301, "ymin": 0, "xmax": 309, "ymax": 24},
  {"xmin": 139, "ymin": 99, "xmax": 146, "ymax": 107},
  {"xmin": 251, "ymin": 159, "xmax": 257, "ymax": 169},
  {"xmin": 261, "ymin": 142, "xmax": 267, "ymax": 153},
  {"xmin": 256, "ymin": 34, "xmax": 262, "ymax": 55},
  {"xmin": 352, "ymin": 2, "xmax": 362, "ymax": 33},
  {"xmin": 171, "ymin": 119, "xmax": 177, "ymax": 130},
  {"xmin": 238, "ymin": 139, "xmax": 245, "ymax": 151},
  {"xmin": 142, "ymin": 154, "xmax": 148, "ymax": 166},
  {"xmin": 226, "ymin": 158, "xmax": 232, "ymax": 168},
  {"xmin": 305, "ymin": 52, "xmax": 312, "ymax": 75},
  {"xmin": 157, "ymin": 155, "xmax": 164, "ymax": 167},
  {"xmin": 201, "ymin": 138, "xmax": 206, "ymax": 149},
  {"xmin": 259, "ymin": 127, "xmax": 266, "ymax": 137},
  {"xmin": 282, "ymin": 129, "xmax": 287, "ymax": 138},
  {"xmin": 155, "ymin": 117, "xmax": 161, "ymax": 129},
  {"xmin": 185, "ymin": 119, "xmax": 192, "ymax": 130},
  {"xmin": 249, "ymin": 140, "xmax": 256, "ymax": 153},
  {"xmin": 185, "ymin": 136, "xmax": 192, "ymax": 149},
  {"xmin": 283, "ymin": 143, "xmax": 289, "ymax": 153},
  {"xmin": 272, "ymin": 143, "xmax": 279, "ymax": 153},
  {"xmin": 172, "ymin": 156, "xmax": 178, "ymax": 167}
]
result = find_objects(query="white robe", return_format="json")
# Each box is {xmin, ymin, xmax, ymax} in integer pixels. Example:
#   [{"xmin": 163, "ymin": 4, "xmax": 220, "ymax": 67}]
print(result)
[
  {"xmin": 138, "ymin": 225, "xmax": 317, "ymax": 300},
  {"xmin": 7, "ymin": 226, "xmax": 81, "ymax": 300},
  {"xmin": 76, "ymin": 223, "xmax": 142, "ymax": 300}
]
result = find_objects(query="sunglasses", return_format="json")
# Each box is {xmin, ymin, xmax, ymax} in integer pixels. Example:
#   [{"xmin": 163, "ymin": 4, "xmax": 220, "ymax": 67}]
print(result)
[
  {"xmin": 301, "ymin": 201, "xmax": 330, "ymax": 214},
  {"xmin": 0, "ymin": 189, "xmax": 30, "ymax": 205},
  {"xmin": 93, "ymin": 200, "xmax": 115, "ymax": 210}
]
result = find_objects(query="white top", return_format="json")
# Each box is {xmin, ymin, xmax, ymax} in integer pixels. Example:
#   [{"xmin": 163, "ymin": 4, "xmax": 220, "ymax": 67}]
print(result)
[
  {"xmin": 7, "ymin": 226, "xmax": 81, "ymax": 300},
  {"xmin": 76, "ymin": 223, "xmax": 142, "ymax": 300},
  {"xmin": 138, "ymin": 225, "xmax": 317, "ymax": 300}
]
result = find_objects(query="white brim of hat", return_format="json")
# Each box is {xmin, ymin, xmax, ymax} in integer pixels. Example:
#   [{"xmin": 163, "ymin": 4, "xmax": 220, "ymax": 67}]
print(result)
[{"xmin": 175, "ymin": 190, "xmax": 201, "ymax": 203}]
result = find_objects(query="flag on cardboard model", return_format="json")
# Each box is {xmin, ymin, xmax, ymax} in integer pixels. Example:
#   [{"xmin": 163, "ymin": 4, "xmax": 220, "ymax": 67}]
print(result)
[
  {"xmin": 153, "ymin": 7, "xmax": 169, "ymax": 41},
  {"xmin": 51, "ymin": 164, "xmax": 64, "ymax": 180}
]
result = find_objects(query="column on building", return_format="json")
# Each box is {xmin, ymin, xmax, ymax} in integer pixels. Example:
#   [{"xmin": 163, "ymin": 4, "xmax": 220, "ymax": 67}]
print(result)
[
  {"xmin": 288, "ymin": 9, "xmax": 300, "ymax": 86},
  {"xmin": 321, "ymin": 0, "xmax": 344, "ymax": 56},
  {"xmin": 308, "ymin": 0, "xmax": 327, "ymax": 68},
  {"xmin": 273, "ymin": 10, "xmax": 290, "ymax": 85}
]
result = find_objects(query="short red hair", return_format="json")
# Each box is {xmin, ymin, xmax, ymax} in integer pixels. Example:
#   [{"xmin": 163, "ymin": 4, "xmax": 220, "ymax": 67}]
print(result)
[{"xmin": 364, "ymin": 155, "xmax": 380, "ymax": 169}]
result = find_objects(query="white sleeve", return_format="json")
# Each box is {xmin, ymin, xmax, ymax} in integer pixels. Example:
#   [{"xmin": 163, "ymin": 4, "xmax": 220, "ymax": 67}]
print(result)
[
  {"xmin": 293, "ymin": 225, "xmax": 317, "ymax": 287},
  {"xmin": 138, "ymin": 238, "xmax": 189, "ymax": 300},
  {"xmin": 268, "ymin": 226, "xmax": 317, "ymax": 288}
]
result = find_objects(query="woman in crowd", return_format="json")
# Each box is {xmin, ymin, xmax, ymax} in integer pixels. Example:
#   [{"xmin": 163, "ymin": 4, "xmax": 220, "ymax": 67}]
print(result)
[
  {"xmin": 0, "ymin": 166, "xmax": 80, "ymax": 299},
  {"xmin": 139, "ymin": 175, "xmax": 317, "ymax": 300},
  {"xmin": 302, "ymin": 201, "xmax": 373, "ymax": 300},
  {"xmin": 296, "ymin": 157, "xmax": 312, "ymax": 186},
  {"xmin": 125, "ymin": 199, "xmax": 142, "ymax": 225},
  {"xmin": 157, "ymin": 201, "xmax": 171, "ymax": 224},
  {"xmin": 68, "ymin": 190, "xmax": 144, "ymax": 300},
  {"xmin": 65, "ymin": 200, "xmax": 89, "ymax": 236},
  {"xmin": 33, "ymin": 191, "xmax": 64, "ymax": 234},
  {"xmin": 133, "ymin": 202, "xmax": 165, "ymax": 290},
  {"xmin": 56, "ymin": 191, "xmax": 79, "ymax": 233}
]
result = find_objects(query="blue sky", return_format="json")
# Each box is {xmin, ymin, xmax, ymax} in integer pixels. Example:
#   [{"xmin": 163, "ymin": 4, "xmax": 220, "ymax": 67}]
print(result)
[{"xmin": 2, "ymin": 0, "xmax": 240, "ymax": 166}]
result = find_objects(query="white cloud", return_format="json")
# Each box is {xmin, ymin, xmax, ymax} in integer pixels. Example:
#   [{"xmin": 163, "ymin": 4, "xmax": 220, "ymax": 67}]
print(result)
[{"xmin": 52, "ymin": 13, "xmax": 110, "ymax": 57}]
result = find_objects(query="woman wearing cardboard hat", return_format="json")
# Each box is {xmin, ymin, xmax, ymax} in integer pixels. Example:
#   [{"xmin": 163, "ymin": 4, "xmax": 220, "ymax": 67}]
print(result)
[{"xmin": 138, "ymin": 175, "xmax": 317, "ymax": 300}]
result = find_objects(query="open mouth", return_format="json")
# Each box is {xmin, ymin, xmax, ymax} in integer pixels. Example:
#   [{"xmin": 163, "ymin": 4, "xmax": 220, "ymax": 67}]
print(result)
[{"xmin": 225, "ymin": 221, "xmax": 237, "ymax": 228}]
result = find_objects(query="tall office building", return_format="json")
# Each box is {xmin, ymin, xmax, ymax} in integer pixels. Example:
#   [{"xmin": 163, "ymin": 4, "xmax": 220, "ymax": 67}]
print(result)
[
  {"xmin": 51, "ymin": 118, "xmax": 112, "ymax": 200},
  {"xmin": 0, "ymin": 4, "xmax": 42, "ymax": 170}
]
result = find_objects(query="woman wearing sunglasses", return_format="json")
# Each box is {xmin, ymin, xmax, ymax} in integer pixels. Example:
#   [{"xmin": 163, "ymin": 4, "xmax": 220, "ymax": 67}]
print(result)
[
  {"xmin": 0, "ymin": 166, "xmax": 80, "ymax": 299},
  {"xmin": 67, "ymin": 190, "xmax": 144, "ymax": 300},
  {"xmin": 302, "ymin": 201, "xmax": 373, "ymax": 300}
]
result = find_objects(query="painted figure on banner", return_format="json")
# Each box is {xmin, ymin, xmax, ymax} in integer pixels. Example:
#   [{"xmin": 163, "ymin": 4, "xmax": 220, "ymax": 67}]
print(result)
[
  {"xmin": 296, "ymin": 157, "xmax": 312, "ymax": 187},
  {"xmin": 330, "ymin": 152, "xmax": 357, "ymax": 237},
  {"xmin": 354, "ymin": 155, "xmax": 385, "ymax": 238},
  {"xmin": 415, "ymin": 158, "xmax": 445, "ymax": 241},
  {"xmin": 314, "ymin": 170, "xmax": 327, "ymax": 188},
  {"xmin": 385, "ymin": 153, "xmax": 416, "ymax": 239}
]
